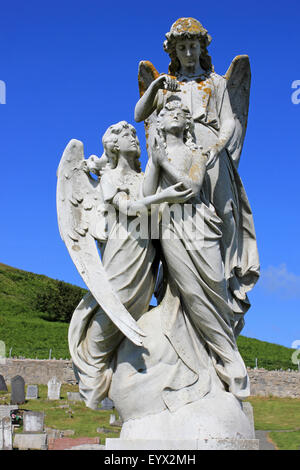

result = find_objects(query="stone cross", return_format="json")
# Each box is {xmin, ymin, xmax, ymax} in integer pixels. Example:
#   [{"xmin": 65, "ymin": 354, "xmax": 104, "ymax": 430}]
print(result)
[
  {"xmin": 47, "ymin": 377, "xmax": 61, "ymax": 400},
  {"xmin": 10, "ymin": 375, "xmax": 25, "ymax": 405}
]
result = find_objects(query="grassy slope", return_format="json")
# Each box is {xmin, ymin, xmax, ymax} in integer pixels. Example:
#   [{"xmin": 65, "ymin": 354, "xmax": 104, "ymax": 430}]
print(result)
[
  {"xmin": 0, "ymin": 263, "xmax": 84, "ymax": 358},
  {"xmin": 0, "ymin": 262, "xmax": 297, "ymax": 368}
]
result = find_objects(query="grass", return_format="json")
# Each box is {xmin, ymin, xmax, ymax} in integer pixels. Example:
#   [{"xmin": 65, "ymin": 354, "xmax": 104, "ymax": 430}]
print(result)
[
  {"xmin": 0, "ymin": 263, "xmax": 298, "ymax": 369},
  {"xmin": 246, "ymin": 396, "xmax": 300, "ymax": 450},
  {"xmin": 268, "ymin": 431, "xmax": 300, "ymax": 451},
  {"xmin": 2, "ymin": 386, "xmax": 300, "ymax": 450},
  {"xmin": 0, "ymin": 384, "xmax": 121, "ymax": 445}
]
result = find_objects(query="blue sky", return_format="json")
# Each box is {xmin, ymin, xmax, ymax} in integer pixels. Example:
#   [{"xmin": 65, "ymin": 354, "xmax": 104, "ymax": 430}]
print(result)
[{"xmin": 0, "ymin": 0, "xmax": 299, "ymax": 350}]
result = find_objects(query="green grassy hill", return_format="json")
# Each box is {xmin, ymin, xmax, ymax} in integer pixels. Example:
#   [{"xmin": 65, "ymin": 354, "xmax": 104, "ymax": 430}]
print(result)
[
  {"xmin": 0, "ymin": 263, "xmax": 86, "ymax": 359},
  {"xmin": 0, "ymin": 263, "xmax": 297, "ymax": 369}
]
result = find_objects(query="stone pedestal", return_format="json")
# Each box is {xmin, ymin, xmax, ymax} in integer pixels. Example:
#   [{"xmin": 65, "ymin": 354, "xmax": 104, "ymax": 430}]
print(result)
[
  {"xmin": 13, "ymin": 433, "xmax": 48, "ymax": 450},
  {"xmin": 106, "ymin": 438, "xmax": 259, "ymax": 450}
]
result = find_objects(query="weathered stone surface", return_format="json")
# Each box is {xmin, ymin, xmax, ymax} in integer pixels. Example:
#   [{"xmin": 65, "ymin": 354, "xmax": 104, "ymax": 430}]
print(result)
[
  {"xmin": 0, "ymin": 359, "xmax": 76, "ymax": 385},
  {"xmin": 0, "ymin": 374, "xmax": 7, "ymax": 391},
  {"xmin": 26, "ymin": 384, "xmax": 38, "ymax": 400},
  {"xmin": 106, "ymin": 438, "xmax": 259, "ymax": 450},
  {"xmin": 248, "ymin": 369, "xmax": 300, "ymax": 398},
  {"xmin": 0, "ymin": 405, "xmax": 18, "ymax": 421},
  {"xmin": 47, "ymin": 377, "xmax": 61, "ymax": 400},
  {"xmin": 10, "ymin": 375, "xmax": 25, "ymax": 405},
  {"xmin": 0, "ymin": 417, "xmax": 13, "ymax": 450},
  {"xmin": 23, "ymin": 411, "xmax": 44, "ymax": 433},
  {"xmin": 13, "ymin": 433, "xmax": 48, "ymax": 450},
  {"xmin": 67, "ymin": 392, "xmax": 83, "ymax": 402}
]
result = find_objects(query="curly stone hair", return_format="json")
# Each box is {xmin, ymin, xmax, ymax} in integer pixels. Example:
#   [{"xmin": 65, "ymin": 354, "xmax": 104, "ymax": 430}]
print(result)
[
  {"xmin": 157, "ymin": 97, "xmax": 197, "ymax": 151},
  {"xmin": 163, "ymin": 17, "xmax": 213, "ymax": 76},
  {"xmin": 102, "ymin": 121, "xmax": 141, "ymax": 173}
]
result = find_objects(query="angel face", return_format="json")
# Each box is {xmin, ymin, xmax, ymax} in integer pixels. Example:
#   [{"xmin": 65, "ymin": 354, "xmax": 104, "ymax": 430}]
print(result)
[
  {"xmin": 116, "ymin": 127, "xmax": 140, "ymax": 157},
  {"xmin": 175, "ymin": 38, "xmax": 201, "ymax": 70},
  {"xmin": 159, "ymin": 106, "xmax": 187, "ymax": 135}
]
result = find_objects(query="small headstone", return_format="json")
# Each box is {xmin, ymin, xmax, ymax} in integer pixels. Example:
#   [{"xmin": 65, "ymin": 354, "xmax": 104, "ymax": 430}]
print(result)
[
  {"xmin": 26, "ymin": 385, "xmax": 38, "ymax": 400},
  {"xmin": 1, "ymin": 417, "xmax": 13, "ymax": 450},
  {"xmin": 47, "ymin": 377, "xmax": 61, "ymax": 400},
  {"xmin": 67, "ymin": 392, "xmax": 83, "ymax": 402},
  {"xmin": 23, "ymin": 411, "xmax": 44, "ymax": 433},
  {"xmin": 0, "ymin": 375, "xmax": 7, "ymax": 392},
  {"xmin": 10, "ymin": 376, "xmax": 25, "ymax": 405},
  {"xmin": 100, "ymin": 397, "xmax": 114, "ymax": 410},
  {"xmin": 109, "ymin": 414, "xmax": 122, "ymax": 427}
]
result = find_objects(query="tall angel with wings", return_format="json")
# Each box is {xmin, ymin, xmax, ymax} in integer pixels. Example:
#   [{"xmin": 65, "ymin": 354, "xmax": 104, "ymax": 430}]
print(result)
[
  {"xmin": 56, "ymin": 18, "xmax": 260, "ymax": 433},
  {"xmin": 135, "ymin": 17, "xmax": 260, "ymax": 336}
]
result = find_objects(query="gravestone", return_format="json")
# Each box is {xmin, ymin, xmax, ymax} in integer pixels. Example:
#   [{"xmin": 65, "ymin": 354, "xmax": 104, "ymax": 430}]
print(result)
[
  {"xmin": 0, "ymin": 374, "xmax": 7, "ymax": 392},
  {"xmin": 26, "ymin": 385, "xmax": 38, "ymax": 400},
  {"xmin": 0, "ymin": 417, "xmax": 13, "ymax": 450},
  {"xmin": 0, "ymin": 405, "xmax": 18, "ymax": 420},
  {"xmin": 23, "ymin": 411, "xmax": 44, "ymax": 433},
  {"xmin": 67, "ymin": 392, "xmax": 83, "ymax": 402},
  {"xmin": 47, "ymin": 377, "xmax": 61, "ymax": 400},
  {"xmin": 10, "ymin": 375, "xmax": 25, "ymax": 405},
  {"xmin": 100, "ymin": 397, "xmax": 114, "ymax": 410},
  {"xmin": 13, "ymin": 433, "xmax": 48, "ymax": 450}
]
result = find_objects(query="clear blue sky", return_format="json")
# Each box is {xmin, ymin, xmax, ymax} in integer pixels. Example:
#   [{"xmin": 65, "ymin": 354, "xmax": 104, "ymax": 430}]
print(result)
[{"xmin": 1, "ymin": 0, "xmax": 299, "ymax": 350}]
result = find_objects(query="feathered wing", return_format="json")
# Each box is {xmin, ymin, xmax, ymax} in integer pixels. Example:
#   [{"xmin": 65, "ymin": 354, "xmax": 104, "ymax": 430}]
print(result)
[
  {"xmin": 225, "ymin": 55, "xmax": 251, "ymax": 168},
  {"xmin": 56, "ymin": 139, "xmax": 146, "ymax": 346},
  {"xmin": 138, "ymin": 60, "xmax": 160, "ymax": 155}
]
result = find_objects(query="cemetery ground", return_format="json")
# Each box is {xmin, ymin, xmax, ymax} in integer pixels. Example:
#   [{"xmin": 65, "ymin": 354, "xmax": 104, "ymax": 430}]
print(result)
[
  {"xmin": 1, "ymin": 385, "xmax": 300, "ymax": 450},
  {"xmin": 0, "ymin": 384, "xmax": 121, "ymax": 446}
]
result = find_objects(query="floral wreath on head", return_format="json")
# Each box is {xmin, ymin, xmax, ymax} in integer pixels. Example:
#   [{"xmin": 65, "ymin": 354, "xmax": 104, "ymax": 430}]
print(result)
[{"xmin": 163, "ymin": 17, "xmax": 213, "ymax": 76}]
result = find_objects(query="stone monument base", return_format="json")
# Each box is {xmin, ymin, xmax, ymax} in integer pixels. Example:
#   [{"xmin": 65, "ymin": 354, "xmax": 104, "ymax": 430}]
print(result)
[{"xmin": 105, "ymin": 438, "xmax": 259, "ymax": 450}]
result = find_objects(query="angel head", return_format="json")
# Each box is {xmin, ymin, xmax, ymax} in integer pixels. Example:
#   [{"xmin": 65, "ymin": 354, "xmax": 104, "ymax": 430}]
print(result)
[
  {"xmin": 157, "ymin": 97, "xmax": 196, "ymax": 150},
  {"xmin": 164, "ymin": 17, "xmax": 213, "ymax": 75},
  {"xmin": 102, "ymin": 121, "xmax": 141, "ymax": 172}
]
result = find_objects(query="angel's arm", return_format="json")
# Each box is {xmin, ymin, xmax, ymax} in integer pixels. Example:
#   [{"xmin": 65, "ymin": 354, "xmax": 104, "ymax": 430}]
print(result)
[
  {"xmin": 205, "ymin": 82, "xmax": 235, "ymax": 167},
  {"xmin": 142, "ymin": 157, "xmax": 160, "ymax": 197},
  {"xmin": 160, "ymin": 153, "xmax": 207, "ymax": 195},
  {"xmin": 135, "ymin": 76, "xmax": 164, "ymax": 122},
  {"xmin": 135, "ymin": 75, "xmax": 179, "ymax": 122},
  {"xmin": 214, "ymin": 87, "xmax": 235, "ymax": 152},
  {"xmin": 113, "ymin": 186, "xmax": 193, "ymax": 216}
]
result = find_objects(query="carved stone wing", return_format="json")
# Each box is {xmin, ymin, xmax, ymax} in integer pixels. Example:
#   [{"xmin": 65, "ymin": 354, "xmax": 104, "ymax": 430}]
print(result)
[
  {"xmin": 138, "ymin": 61, "xmax": 160, "ymax": 155},
  {"xmin": 56, "ymin": 139, "xmax": 146, "ymax": 346},
  {"xmin": 225, "ymin": 55, "xmax": 251, "ymax": 169}
]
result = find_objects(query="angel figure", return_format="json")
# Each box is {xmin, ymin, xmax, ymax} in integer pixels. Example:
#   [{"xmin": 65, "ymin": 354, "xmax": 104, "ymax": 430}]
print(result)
[
  {"xmin": 57, "ymin": 120, "xmax": 193, "ymax": 409},
  {"xmin": 135, "ymin": 17, "xmax": 260, "ymax": 336},
  {"xmin": 142, "ymin": 98, "xmax": 249, "ymax": 399}
]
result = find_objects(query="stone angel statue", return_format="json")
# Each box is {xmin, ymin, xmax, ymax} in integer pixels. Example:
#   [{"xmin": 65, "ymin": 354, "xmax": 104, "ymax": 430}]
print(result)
[
  {"xmin": 135, "ymin": 17, "xmax": 260, "ymax": 338},
  {"xmin": 57, "ymin": 121, "xmax": 193, "ymax": 409}
]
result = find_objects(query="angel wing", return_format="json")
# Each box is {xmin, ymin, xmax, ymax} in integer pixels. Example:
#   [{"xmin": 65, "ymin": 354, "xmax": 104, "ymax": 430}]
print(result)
[
  {"xmin": 56, "ymin": 139, "xmax": 146, "ymax": 346},
  {"xmin": 138, "ymin": 60, "xmax": 160, "ymax": 154},
  {"xmin": 225, "ymin": 55, "xmax": 251, "ymax": 169}
]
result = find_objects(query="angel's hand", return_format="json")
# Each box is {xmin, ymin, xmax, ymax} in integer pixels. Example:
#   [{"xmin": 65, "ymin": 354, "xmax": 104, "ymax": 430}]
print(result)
[
  {"xmin": 151, "ymin": 135, "xmax": 167, "ymax": 167},
  {"xmin": 159, "ymin": 182, "xmax": 194, "ymax": 204},
  {"xmin": 203, "ymin": 147, "xmax": 219, "ymax": 169},
  {"xmin": 152, "ymin": 74, "xmax": 179, "ymax": 92}
]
